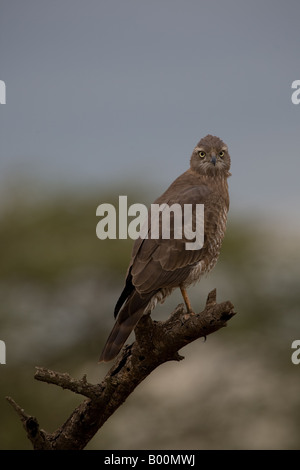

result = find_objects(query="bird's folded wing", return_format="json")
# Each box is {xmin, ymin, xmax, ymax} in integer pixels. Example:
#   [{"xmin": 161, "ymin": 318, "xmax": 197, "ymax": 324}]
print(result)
[{"xmin": 130, "ymin": 184, "xmax": 217, "ymax": 293}]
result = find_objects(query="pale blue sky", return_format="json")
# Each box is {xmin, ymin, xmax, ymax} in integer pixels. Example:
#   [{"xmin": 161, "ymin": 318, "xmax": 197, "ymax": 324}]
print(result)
[{"xmin": 0, "ymin": 0, "xmax": 299, "ymax": 223}]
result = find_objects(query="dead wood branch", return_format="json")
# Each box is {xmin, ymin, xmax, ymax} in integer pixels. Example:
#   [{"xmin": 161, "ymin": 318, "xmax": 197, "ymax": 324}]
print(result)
[{"xmin": 7, "ymin": 288, "xmax": 235, "ymax": 450}]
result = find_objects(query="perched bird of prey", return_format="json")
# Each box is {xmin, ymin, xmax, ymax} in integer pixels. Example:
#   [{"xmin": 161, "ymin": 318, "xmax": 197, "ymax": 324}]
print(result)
[{"xmin": 99, "ymin": 134, "xmax": 231, "ymax": 362}]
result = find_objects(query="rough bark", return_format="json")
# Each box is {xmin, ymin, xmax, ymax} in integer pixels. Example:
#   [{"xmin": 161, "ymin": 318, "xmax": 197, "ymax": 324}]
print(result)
[{"xmin": 7, "ymin": 289, "xmax": 235, "ymax": 450}]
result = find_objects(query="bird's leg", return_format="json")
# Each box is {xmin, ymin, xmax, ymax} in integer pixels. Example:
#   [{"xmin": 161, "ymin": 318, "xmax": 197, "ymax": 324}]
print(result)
[{"xmin": 180, "ymin": 286, "xmax": 194, "ymax": 314}]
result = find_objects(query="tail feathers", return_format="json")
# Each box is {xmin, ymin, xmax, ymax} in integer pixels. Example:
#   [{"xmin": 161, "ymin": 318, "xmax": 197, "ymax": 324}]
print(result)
[
  {"xmin": 99, "ymin": 308, "xmax": 144, "ymax": 362},
  {"xmin": 113, "ymin": 269, "xmax": 134, "ymax": 318},
  {"xmin": 99, "ymin": 290, "xmax": 156, "ymax": 363}
]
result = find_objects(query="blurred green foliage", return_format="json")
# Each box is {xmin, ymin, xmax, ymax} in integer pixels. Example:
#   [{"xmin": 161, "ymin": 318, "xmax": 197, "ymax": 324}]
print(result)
[{"xmin": 0, "ymin": 191, "xmax": 134, "ymax": 281}]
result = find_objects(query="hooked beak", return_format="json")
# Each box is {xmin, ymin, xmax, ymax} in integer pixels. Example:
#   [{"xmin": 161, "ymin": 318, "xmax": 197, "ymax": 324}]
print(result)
[{"xmin": 210, "ymin": 153, "xmax": 217, "ymax": 166}]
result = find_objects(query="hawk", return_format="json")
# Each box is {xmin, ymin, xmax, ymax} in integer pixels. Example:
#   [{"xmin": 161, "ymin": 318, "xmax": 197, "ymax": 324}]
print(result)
[{"xmin": 99, "ymin": 134, "xmax": 231, "ymax": 362}]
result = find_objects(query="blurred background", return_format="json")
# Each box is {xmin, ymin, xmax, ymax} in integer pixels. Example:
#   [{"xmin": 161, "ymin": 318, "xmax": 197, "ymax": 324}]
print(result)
[{"xmin": 1, "ymin": 0, "xmax": 300, "ymax": 449}]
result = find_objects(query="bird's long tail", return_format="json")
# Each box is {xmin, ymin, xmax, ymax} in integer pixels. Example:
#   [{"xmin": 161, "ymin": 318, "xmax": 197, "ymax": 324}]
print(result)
[{"xmin": 99, "ymin": 290, "xmax": 154, "ymax": 363}]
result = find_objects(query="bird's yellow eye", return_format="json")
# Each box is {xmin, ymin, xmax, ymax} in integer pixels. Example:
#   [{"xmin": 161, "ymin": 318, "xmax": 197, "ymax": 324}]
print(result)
[
  {"xmin": 198, "ymin": 151, "xmax": 206, "ymax": 158},
  {"xmin": 219, "ymin": 150, "xmax": 225, "ymax": 158}
]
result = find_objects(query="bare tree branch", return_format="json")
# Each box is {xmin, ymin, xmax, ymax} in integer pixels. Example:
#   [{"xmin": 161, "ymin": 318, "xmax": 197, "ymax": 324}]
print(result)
[
  {"xmin": 6, "ymin": 396, "xmax": 52, "ymax": 450},
  {"xmin": 7, "ymin": 289, "xmax": 236, "ymax": 450},
  {"xmin": 34, "ymin": 368, "xmax": 103, "ymax": 400}
]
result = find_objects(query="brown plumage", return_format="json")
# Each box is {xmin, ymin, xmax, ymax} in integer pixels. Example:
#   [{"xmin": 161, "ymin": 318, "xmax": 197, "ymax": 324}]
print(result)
[{"xmin": 99, "ymin": 134, "xmax": 231, "ymax": 362}]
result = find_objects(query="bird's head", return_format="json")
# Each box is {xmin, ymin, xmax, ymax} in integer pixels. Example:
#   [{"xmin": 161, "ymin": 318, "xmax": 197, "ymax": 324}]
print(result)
[{"xmin": 190, "ymin": 134, "xmax": 231, "ymax": 177}]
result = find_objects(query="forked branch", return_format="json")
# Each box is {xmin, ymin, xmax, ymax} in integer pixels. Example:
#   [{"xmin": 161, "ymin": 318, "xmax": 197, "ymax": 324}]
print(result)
[{"xmin": 7, "ymin": 289, "xmax": 235, "ymax": 450}]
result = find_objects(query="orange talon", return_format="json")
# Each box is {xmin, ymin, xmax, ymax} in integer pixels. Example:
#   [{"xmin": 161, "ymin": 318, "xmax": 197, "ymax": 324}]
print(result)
[{"xmin": 180, "ymin": 286, "xmax": 194, "ymax": 314}]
